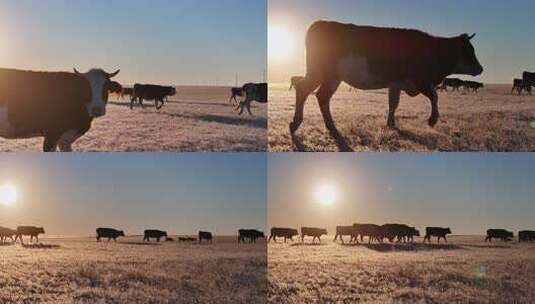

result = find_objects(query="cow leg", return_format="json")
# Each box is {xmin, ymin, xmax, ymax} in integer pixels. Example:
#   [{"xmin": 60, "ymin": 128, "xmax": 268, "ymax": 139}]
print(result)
[
  {"xmin": 444, "ymin": 236, "xmax": 448, "ymax": 243},
  {"xmin": 316, "ymin": 80, "xmax": 341, "ymax": 133},
  {"xmin": 422, "ymin": 86, "xmax": 439, "ymax": 127},
  {"xmin": 130, "ymin": 96, "xmax": 136, "ymax": 109},
  {"xmin": 139, "ymin": 98, "xmax": 145, "ymax": 109},
  {"xmin": 43, "ymin": 135, "xmax": 59, "ymax": 152},
  {"xmin": 290, "ymin": 78, "xmax": 321, "ymax": 133},
  {"xmin": 246, "ymin": 100, "xmax": 253, "ymax": 116},
  {"xmin": 58, "ymin": 130, "xmax": 82, "ymax": 152},
  {"xmin": 387, "ymin": 87, "xmax": 401, "ymax": 128}
]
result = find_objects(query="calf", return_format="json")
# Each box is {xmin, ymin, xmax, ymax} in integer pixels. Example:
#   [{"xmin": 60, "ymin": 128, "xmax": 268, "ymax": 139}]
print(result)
[
  {"xmin": 290, "ymin": 21, "xmax": 483, "ymax": 142},
  {"xmin": 14, "ymin": 226, "xmax": 45, "ymax": 244},
  {"xmin": 238, "ymin": 229, "xmax": 265, "ymax": 243},
  {"xmin": 96, "ymin": 227, "xmax": 125, "ymax": 242},
  {"xmin": 519, "ymin": 230, "xmax": 535, "ymax": 242},
  {"xmin": 424, "ymin": 227, "xmax": 452, "ymax": 243},
  {"xmin": 269, "ymin": 227, "xmax": 299, "ymax": 243},
  {"xmin": 301, "ymin": 227, "xmax": 327, "ymax": 243},
  {"xmin": 485, "ymin": 229, "xmax": 513, "ymax": 242},
  {"xmin": 333, "ymin": 225, "xmax": 356, "ymax": 244},
  {"xmin": 198, "ymin": 231, "xmax": 213, "ymax": 243},
  {"xmin": 131, "ymin": 84, "xmax": 176, "ymax": 110},
  {"xmin": 143, "ymin": 229, "xmax": 168, "ymax": 242}
]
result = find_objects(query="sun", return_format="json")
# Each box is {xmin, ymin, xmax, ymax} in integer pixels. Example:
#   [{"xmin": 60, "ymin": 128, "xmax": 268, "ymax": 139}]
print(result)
[
  {"xmin": 268, "ymin": 26, "xmax": 294, "ymax": 61},
  {"xmin": 0, "ymin": 184, "xmax": 17, "ymax": 206},
  {"xmin": 315, "ymin": 184, "xmax": 337, "ymax": 206}
]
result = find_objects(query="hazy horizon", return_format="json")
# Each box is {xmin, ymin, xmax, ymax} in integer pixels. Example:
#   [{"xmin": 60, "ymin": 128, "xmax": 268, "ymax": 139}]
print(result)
[
  {"xmin": 0, "ymin": 0, "xmax": 267, "ymax": 86},
  {"xmin": 0, "ymin": 154, "xmax": 266, "ymax": 236},
  {"xmin": 269, "ymin": 0, "xmax": 535, "ymax": 84},
  {"xmin": 268, "ymin": 153, "xmax": 535, "ymax": 235}
]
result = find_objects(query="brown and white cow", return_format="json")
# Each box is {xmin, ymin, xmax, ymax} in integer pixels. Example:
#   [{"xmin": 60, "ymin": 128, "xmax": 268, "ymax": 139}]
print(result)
[
  {"xmin": 290, "ymin": 21, "xmax": 483, "ymax": 140},
  {"xmin": 0, "ymin": 68, "xmax": 119, "ymax": 151}
]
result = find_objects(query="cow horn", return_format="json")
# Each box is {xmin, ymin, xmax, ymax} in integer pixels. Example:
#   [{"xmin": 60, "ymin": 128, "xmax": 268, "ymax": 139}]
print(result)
[
  {"xmin": 468, "ymin": 33, "xmax": 476, "ymax": 40},
  {"xmin": 107, "ymin": 69, "xmax": 120, "ymax": 78},
  {"xmin": 73, "ymin": 68, "xmax": 81, "ymax": 74}
]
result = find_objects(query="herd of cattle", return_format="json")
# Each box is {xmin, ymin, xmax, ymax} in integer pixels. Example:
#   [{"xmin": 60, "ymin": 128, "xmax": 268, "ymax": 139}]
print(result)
[
  {"xmin": 511, "ymin": 71, "xmax": 535, "ymax": 95},
  {"xmin": 268, "ymin": 224, "xmax": 535, "ymax": 244},
  {"xmin": 0, "ymin": 226, "xmax": 266, "ymax": 245}
]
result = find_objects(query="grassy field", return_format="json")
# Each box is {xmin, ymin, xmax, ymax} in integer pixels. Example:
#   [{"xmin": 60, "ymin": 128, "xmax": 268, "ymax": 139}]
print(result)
[
  {"xmin": 269, "ymin": 83, "xmax": 535, "ymax": 152},
  {"xmin": 0, "ymin": 236, "xmax": 267, "ymax": 303},
  {"xmin": 0, "ymin": 86, "xmax": 267, "ymax": 152},
  {"xmin": 268, "ymin": 235, "xmax": 535, "ymax": 303}
]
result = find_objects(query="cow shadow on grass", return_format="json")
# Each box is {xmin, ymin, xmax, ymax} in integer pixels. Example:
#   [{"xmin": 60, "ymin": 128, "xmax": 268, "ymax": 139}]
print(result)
[
  {"xmin": 125, "ymin": 242, "xmax": 163, "ymax": 246},
  {"xmin": 340, "ymin": 242, "xmax": 462, "ymax": 252},
  {"xmin": 463, "ymin": 243, "xmax": 512, "ymax": 249},
  {"xmin": 290, "ymin": 242, "xmax": 328, "ymax": 247},
  {"xmin": 21, "ymin": 243, "xmax": 60, "ymax": 249},
  {"xmin": 195, "ymin": 114, "xmax": 267, "ymax": 129},
  {"xmin": 0, "ymin": 242, "xmax": 15, "ymax": 247},
  {"xmin": 291, "ymin": 130, "xmax": 354, "ymax": 152},
  {"xmin": 393, "ymin": 127, "xmax": 439, "ymax": 150}
]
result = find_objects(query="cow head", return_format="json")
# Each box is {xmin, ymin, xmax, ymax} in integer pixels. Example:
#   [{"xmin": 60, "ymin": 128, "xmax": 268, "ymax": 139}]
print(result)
[
  {"xmin": 74, "ymin": 68, "xmax": 120, "ymax": 118},
  {"xmin": 446, "ymin": 228, "xmax": 452, "ymax": 234},
  {"xmin": 453, "ymin": 34, "xmax": 483, "ymax": 77},
  {"xmin": 119, "ymin": 230, "xmax": 125, "ymax": 237},
  {"xmin": 38, "ymin": 227, "xmax": 45, "ymax": 234},
  {"xmin": 259, "ymin": 231, "xmax": 265, "ymax": 238},
  {"xmin": 321, "ymin": 228, "xmax": 328, "ymax": 235},
  {"xmin": 291, "ymin": 229, "xmax": 299, "ymax": 236},
  {"xmin": 163, "ymin": 231, "xmax": 168, "ymax": 237},
  {"xmin": 411, "ymin": 228, "xmax": 420, "ymax": 237},
  {"xmin": 108, "ymin": 81, "xmax": 123, "ymax": 94}
]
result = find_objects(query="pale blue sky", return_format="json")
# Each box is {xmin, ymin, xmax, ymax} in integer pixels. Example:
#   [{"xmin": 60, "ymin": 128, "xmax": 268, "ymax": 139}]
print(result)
[
  {"xmin": 269, "ymin": 0, "xmax": 535, "ymax": 83},
  {"xmin": 0, "ymin": 0, "xmax": 267, "ymax": 86},
  {"xmin": 0, "ymin": 153, "xmax": 266, "ymax": 236},
  {"xmin": 269, "ymin": 153, "xmax": 535, "ymax": 235}
]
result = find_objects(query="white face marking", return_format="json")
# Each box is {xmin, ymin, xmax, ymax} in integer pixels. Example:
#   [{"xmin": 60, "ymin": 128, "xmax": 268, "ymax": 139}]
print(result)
[
  {"xmin": 337, "ymin": 56, "xmax": 381, "ymax": 89},
  {"xmin": 80, "ymin": 70, "xmax": 108, "ymax": 118}
]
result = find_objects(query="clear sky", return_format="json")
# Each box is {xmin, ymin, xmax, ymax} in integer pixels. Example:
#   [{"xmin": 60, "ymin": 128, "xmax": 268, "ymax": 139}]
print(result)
[
  {"xmin": 268, "ymin": 0, "xmax": 535, "ymax": 84},
  {"xmin": 0, "ymin": 0, "xmax": 267, "ymax": 86},
  {"xmin": 268, "ymin": 153, "xmax": 535, "ymax": 235},
  {"xmin": 0, "ymin": 153, "xmax": 266, "ymax": 237}
]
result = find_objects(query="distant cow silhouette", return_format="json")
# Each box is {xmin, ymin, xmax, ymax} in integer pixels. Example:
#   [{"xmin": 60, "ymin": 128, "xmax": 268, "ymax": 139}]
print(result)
[
  {"xmin": 512, "ymin": 78, "xmax": 532, "ymax": 95},
  {"xmin": 238, "ymin": 229, "xmax": 265, "ymax": 243},
  {"xmin": 462, "ymin": 81, "xmax": 483, "ymax": 93},
  {"xmin": 269, "ymin": 227, "xmax": 299, "ymax": 243},
  {"xmin": 333, "ymin": 225, "xmax": 356, "ymax": 244},
  {"xmin": 198, "ymin": 231, "xmax": 213, "ymax": 243},
  {"xmin": 0, "ymin": 226, "xmax": 17, "ymax": 243},
  {"xmin": 143, "ymin": 229, "xmax": 168, "ymax": 242},
  {"xmin": 424, "ymin": 227, "xmax": 452, "ymax": 243},
  {"xmin": 522, "ymin": 71, "xmax": 535, "ymax": 90},
  {"xmin": 96, "ymin": 227, "xmax": 125, "ymax": 242},
  {"xmin": 438, "ymin": 78, "xmax": 464, "ymax": 92},
  {"xmin": 301, "ymin": 227, "xmax": 327, "ymax": 243},
  {"xmin": 519, "ymin": 230, "xmax": 535, "ymax": 242},
  {"xmin": 236, "ymin": 83, "xmax": 267, "ymax": 115},
  {"xmin": 178, "ymin": 237, "xmax": 196, "ymax": 242},
  {"xmin": 131, "ymin": 84, "xmax": 176, "ymax": 110},
  {"xmin": 15, "ymin": 226, "xmax": 45, "ymax": 244},
  {"xmin": 108, "ymin": 81, "xmax": 123, "ymax": 95},
  {"xmin": 485, "ymin": 229, "xmax": 513, "ymax": 242},
  {"xmin": 380, "ymin": 224, "xmax": 419, "ymax": 243},
  {"xmin": 353, "ymin": 223, "xmax": 382, "ymax": 243}
]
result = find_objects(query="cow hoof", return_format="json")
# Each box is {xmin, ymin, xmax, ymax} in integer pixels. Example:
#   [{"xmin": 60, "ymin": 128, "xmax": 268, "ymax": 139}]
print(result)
[
  {"xmin": 289, "ymin": 122, "xmax": 300, "ymax": 133},
  {"xmin": 428, "ymin": 117, "xmax": 438, "ymax": 128}
]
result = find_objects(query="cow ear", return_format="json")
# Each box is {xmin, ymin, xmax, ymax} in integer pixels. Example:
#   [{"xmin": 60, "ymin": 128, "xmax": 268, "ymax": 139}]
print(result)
[{"xmin": 468, "ymin": 33, "xmax": 476, "ymax": 40}]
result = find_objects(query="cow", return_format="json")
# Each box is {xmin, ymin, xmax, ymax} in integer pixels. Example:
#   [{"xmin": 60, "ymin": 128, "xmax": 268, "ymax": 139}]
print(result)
[
  {"xmin": 143, "ymin": 229, "xmax": 168, "ymax": 242},
  {"xmin": 198, "ymin": 231, "xmax": 213, "ymax": 243},
  {"xmin": 108, "ymin": 81, "xmax": 123, "ymax": 95},
  {"xmin": 289, "ymin": 21, "xmax": 483, "ymax": 142},
  {"xmin": 96, "ymin": 227, "xmax": 125, "ymax": 242},
  {"xmin": 438, "ymin": 78, "xmax": 464, "ymax": 92},
  {"xmin": 423, "ymin": 227, "xmax": 452, "ymax": 243},
  {"xmin": 379, "ymin": 224, "xmax": 419, "ymax": 243},
  {"xmin": 462, "ymin": 81, "xmax": 484, "ymax": 92},
  {"xmin": 121, "ymin": 87, "xmax": 134, "ymax": 100},
  {"xmin": 14, "ymin": 226, "xmax": 45, "ymax": 244},
  {"xmin": 165, "ymin": 237, "xmax": 175, "ymax": 242},
  {"xmin": 178, "ymin": 236, "xmax": 196, "ymax": 242},
  {"xmin": 236, "ymin": 83, "xmax": 267, "ymax": 115},
  {"xmin": 0, "ymin": 226, "xmax": 17, "ymax": 243},
  {"xmin": 353, "ymin": 223, "xmax": 382, "ymax": 243},
  {"xmin": 131, "ymin": 84, "xmax": 176, "ymax": 110},
  {"xmin": 289, "ymin": 76, "xmax": 306, "ymax": 91},
  {"xmin": 300, "ymin": 227, "xmax": 327, "ymax": 243},
  {"xmin": 519, "ymin": 230, "xmax": 535, "ymax": 242},
  {"xmin": 512, "ymin": 78, "xmax": 532, "ymax": 95},
  {"xmin": 485, "ymin": 229, "xmax": 513, "ymax": 242},
  {"xmin": 333, "ymin": 225, "xmax": 356, "ymax": 244},
  {"xmin": 238, "ymin": 229, "xmax": 265, "ymax": 243},
  {"xmin": 522, "ymin": 71, "xmax": 535, "ymax": 89},
  {"xmin": 229, "ymin": 87, "xmax": 243, "ymax": 104},
  {"xmin": 269, "ymin": 227, "xmax": 299, "ymax": 243},
  {"xmin": 0, "ymin": 68, "xmax": 119, "ymax": 151}
]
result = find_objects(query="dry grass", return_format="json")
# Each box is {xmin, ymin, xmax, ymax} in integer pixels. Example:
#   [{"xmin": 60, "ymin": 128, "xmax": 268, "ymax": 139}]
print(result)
[
  {"xmin": 0, "ymin": 86, "xmax": 267, "ymax": 151},
  {"xmin": 269, "ymin": 235, "xmax": 535, "ymax": 303},
  {"xmin": 0, "ymin": 236, "xmax": 267, "ymax": 303},
  {"xmin": 269, "ymin": 83, "xmax": 535, "ymax": 151}
]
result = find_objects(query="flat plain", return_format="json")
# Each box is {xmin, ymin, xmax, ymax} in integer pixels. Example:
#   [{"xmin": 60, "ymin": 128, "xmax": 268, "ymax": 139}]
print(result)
[
  {"xmin": 0, "ymin": 236, "xmax": 267, "ymax": 303},
  {"xmin": 268, "ymin": 235, "xmax": 535, "ymax": 303},
  {"xmin": 0, "ymin": 86, "xmax": 267, "ymax": 152},
  {"xmin": 269, "ymin": 84, "xmax": 535, "ymax": 152}
]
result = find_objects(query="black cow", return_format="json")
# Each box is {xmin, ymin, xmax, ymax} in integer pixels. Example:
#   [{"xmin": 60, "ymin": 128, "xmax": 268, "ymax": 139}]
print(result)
[
  {"xmin": 238, "ymin": 229, "xmax": 265, "ymax": 243},
  {"xmin": 353, "ymin": 223, "xmax": 382, "ymax": 243},
  {"xmin": 438, "ymin": 78, "xmax": 464, "ymax": 92},
  {"xmin": 108, "ymin": 81, "xmax": 123, "ymax": 95},
  {"xmin": 380, "ymin": 224, "xmax": 419, "ymax": 243},
  {"xmin": 143, "ymin": 229, "xmax": 168, "ymax": 242},
  {"xmin": 512, "ymin": 77, "xmax": 532, "ymax": 95},
  {"xmin": 462, "ymin": 81, "xmax": 484, "ymax": 92},
  {"xmin": 423, "ymin": 227, "xmax": 452, "ymax": 243},
  {"xmin": 269, "ymin": 227, "xmax": 299, "ymax": 243},
  {"xmin": 333, "ymin": 225, "xmax": 356, "ymax": 244},
  {"xmin": 14, "ymin": 226, "xmax": 45, "ymax": 244},
  {"xmin": 121, "ymin": 87, "xmax": 134, "ymax": 100},
  {"xmin": 519, "ymin": 230, "xmax": 535, "ymax": 242},
  {"xmin": 289, "ymin": 76, "xmax": 305, "ymax": 91},
  {"xmin": 198, "ymin": 231, "xmax": 213, "ymax": 243},
  {"xmin": 131, "ymin": 84, "xmax": 176, "ymax": 110},
  {"xmin": 300, "ymin": 227, "xmax": 327, "ymax": 243},
  {"xmin": 485, "ymin": 229, "xmax": 513, "ymax": 242},
  {"xmin": 0, "ymin": 68, "xmax": 119, "ymax": 151},
  {"xmin": 229, "ymin": 87, "xmax": 243, "ymax": 104},
  {"xmin": 236, "ymin": 83, "xmax": 267, "ymax": 115},
  {"xmin": 522, "ymin": 71, "xmax": 535, "ymax": 89},
  {"xmin": 290, "ymin": 21, "xmax": 483, "ymax": 142},
  {"xmin": 0, "ymin": 226, "xmax": 17, "ymax": 243},
  {"xmin": 96, "ymin": 227, "xmax": 125, "ymax": 242}
]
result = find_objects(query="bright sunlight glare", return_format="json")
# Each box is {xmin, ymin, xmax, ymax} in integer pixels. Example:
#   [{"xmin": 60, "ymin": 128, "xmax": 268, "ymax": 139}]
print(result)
[
  {"xmin": 0, "ymin": 184, "xmax": 17, "ymax": 206},
  {"xmin": 315, "ymin": 184, "xmax": 337, "ymax": 206},
  {"xmin": 268, "ymin": 26, "xmax": 294, "ymax": 61}
]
